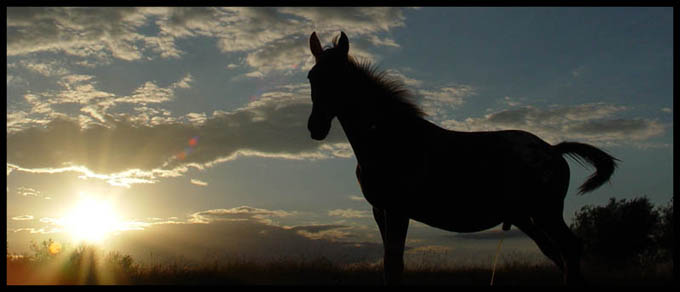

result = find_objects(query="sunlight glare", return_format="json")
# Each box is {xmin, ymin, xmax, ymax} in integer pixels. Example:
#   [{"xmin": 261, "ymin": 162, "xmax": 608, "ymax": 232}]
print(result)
[{"xmin": 61, "ymin": 194, "xmax": 122, "ymax": 243}]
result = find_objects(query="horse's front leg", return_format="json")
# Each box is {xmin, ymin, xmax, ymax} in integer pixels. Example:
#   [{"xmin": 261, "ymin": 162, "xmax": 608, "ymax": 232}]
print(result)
[{"xmin": 373, "ymin": 207, "xmax": 409, "ymax": 285}]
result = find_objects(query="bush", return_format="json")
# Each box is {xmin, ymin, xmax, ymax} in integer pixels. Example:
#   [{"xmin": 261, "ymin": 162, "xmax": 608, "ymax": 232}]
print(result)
[
  {"xmin": 570, "ymin": 197, "xmax": 670, "ymax": 268},
  {"xmin": 653, "ymin": 199, "xmax": 673, "ymax": 261}
]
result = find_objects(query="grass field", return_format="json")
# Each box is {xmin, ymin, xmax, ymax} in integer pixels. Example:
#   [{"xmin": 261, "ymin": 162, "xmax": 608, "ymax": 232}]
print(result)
[{"xmin": 6, "ymin": 247, "xmax": 673, "ymax": 286}]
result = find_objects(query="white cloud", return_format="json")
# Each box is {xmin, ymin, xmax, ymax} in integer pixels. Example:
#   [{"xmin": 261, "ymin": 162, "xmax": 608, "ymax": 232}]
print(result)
[
  {"xmin": 8, "ymin": 74, "xmax": 192, "ymax": 133},
  {"xmin": 182, "ymin": 112, "xmax": 208, "ymax": 125},
  {"xmin": 190, "ymin": 178, "xmax": 208, "ymax": 186},
  {"xmin": 15, "ymin": 187, "xmax": 51, "ymax": 200},
  {"xmin": 11, "ymin": 215, "xmax": 34, "ymax": 221},
  {"xmin": 7, "ymin": 7, "xmax": 149, "ymax": 61},
  {"xmin": 290, "ymin": 224, "xmax": 353, "ymax": 241},
  {"xmin": 385, "ymin": 69, "xmax": 423, "ymax": 87},
  {"xmin": 244, "ymin": 71, "xmax": 265, "ymax": 78},
  {"xmin": 19, "ymin": 60, "xmax": 70, "ymax": 77},
  {"xmin": 171, "ymin": 73, "xmax": 193, "ymax": 89},
  {"xmin": 366, "ymin": 35, "xmax": 400, "ymax": 47},
  {"xmin": 188, "ymin": 206, "xmax": 294, "ymax": 225},
  {"xmin": 119, "ymin": 81, "xmax": 174, "ymax": 104},
  {"xmin": 348, "ymin": 195, "xmax": 365, "ymax": 202},
  {"xmin": 328, "ymin": 209, "xmax": 371, "ymax": 219},
  {"xmin": 418, "ymin": 85, "xmax": 476, "ymax": 120},
  {"xmin": 8, "ymin": 7, "xmax": 408, "ymax": 77}
]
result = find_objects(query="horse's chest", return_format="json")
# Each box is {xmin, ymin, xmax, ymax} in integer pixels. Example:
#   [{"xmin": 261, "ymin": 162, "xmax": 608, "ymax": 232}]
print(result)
[{"xmin": 357, "ymin": 157, "xmax": 431, "ymax": 209}]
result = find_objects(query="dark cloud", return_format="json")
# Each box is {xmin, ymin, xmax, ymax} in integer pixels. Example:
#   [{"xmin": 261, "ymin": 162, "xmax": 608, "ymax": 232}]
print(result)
[
  {"xmin": 7, "ymin": 89, "xmax": 348, "ymax": 178},
  {"xmin": 288, "ymin": 224, "xmax": 349, "ymax": 234},
  {"xmin": 565, "ymin": 118, "xmax": 662, "ymax": 139},
  {"xmin": 442, "ymin": 103, "xmax": 664, "ymax": 146},
  {"xmin": 106, "ymin": 216, "xmax": 381, "ymax": 265}
]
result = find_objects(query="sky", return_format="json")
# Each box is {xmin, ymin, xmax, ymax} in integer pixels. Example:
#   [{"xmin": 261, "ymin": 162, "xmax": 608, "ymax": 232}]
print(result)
[{"xmin": 6, "ymin": 7, "xmax": 674, "ymax": 266}]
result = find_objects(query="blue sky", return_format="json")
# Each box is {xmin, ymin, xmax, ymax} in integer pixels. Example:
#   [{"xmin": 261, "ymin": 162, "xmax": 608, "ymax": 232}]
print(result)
[{"xmin": 6, "ymin": 7, "xmax": 673, "ymax": 265}]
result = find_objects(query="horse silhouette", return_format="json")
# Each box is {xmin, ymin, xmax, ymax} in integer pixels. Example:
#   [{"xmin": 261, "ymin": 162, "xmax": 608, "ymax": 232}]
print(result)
[{"xmin": 306, "ymin": 31, "xmax": 618, "ymax": 285}]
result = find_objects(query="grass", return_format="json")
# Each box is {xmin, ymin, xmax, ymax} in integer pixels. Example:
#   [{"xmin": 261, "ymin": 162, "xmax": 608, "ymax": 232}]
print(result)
[{"xmin": 6, "ymin": 242, "xmax": 673, "ymax": 285}]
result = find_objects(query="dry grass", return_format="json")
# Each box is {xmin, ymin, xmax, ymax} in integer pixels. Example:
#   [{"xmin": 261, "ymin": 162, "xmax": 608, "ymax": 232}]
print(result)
[{"xmin": 7, "ymin": 249, "xmax": 673, "ymax": 286}]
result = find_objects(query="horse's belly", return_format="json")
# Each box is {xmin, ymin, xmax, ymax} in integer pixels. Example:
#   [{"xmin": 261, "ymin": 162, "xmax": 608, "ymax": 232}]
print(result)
[
  {"xmin": 359, "ymin": 166, "xmax": 516, "ymax": 233},
  {"xmin": 406, "ymin": 197, "xmax": 505, "ymax": 233},
  {"xmin": 365, "ymin": 188, "xmax": 506, "ymax": 233}
]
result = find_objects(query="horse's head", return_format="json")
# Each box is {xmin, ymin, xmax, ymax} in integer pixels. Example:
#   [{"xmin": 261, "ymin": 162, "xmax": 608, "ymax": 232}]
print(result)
[{"xmin": 307, "ymin": 31, "xmax": 351, "ymax": 140}]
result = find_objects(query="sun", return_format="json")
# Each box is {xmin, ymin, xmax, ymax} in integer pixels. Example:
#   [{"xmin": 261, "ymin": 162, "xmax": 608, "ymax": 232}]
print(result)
[{"xmin": 61, "ymin": 194, "xmax": 122, "ymax": 243}]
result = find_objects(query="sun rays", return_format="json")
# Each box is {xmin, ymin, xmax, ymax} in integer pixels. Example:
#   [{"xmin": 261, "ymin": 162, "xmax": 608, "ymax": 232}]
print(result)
[{"xmin": 59, "ymin": 193, "xmax": 123, "ymax": 244}]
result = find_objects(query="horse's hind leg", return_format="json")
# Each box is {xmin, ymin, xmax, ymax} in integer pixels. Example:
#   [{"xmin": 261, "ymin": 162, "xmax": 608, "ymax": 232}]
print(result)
[
  {"xmin": 372, "ymin": 207, "xmax": 387, "ymax": 247},
  {"xmin": 514, "ymin": 217, "xmax": 564, "ymax": 271},
  {"xmin": 373, "ymin": 208, "xmax": 409, "ymax": 285},
  {"xmin": 533, "ymin": 214, "xmax": 585, "ymax": 285}
]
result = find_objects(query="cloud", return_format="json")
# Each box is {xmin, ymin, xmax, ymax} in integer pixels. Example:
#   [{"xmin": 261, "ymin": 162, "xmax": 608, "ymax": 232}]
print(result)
[
  {"xmin": 100, "ymin": 217, "xmax": 382, "ymax": 265},
  {"xmin": 385, "ymin": 69, "xmax": 423, "ymax": 87},
  {"xmin": 245, "ymin": 37, "xmax": 312, "ymax": 74},
  {"xmin": 418, "ymin": 85, "xmax": 476, "ymax": 120},
  {"xmin": 11, "ymin": 215, "xmax": 34, "ymax": 221},
  {"xmin": 8, "ymin": 73, "xmax": 192, "ymax": 132},
  {"xmin": 7, "ymin": 7, "xmax": 149, "ymax": 61},
  {"xmin": 7, "ymin": 79, "xmax": 353, "ymax": 186},
  {"xmin": 366, "ymin": 35, "xmax": 400, "ymax": 47},
  {"xmin": 328, "ymin": 209, "xmax": 371, "ymax": 219},
  {"xmin": 440, "ymin": 103, "xmax": 665, "ymax": 146},
  {"xmin": 190, "ymin": 179, "xmax": 208, "ymax": 187},
  {"xmin": 502, "ymin": 96, "xmax": 522, "ymax": 107},
  {"xmin": 278, "ymin": 7, "xmax": 405, "ymax": 35},
  {"xmin": 7, "ymin": 74, "xmax": 29, "ymax": 87},
  {"xmin": 9, "ymin": 227, "xmax": 61, "ymax": 234},
  {"xmin": 16, "ymin": 187, "xmax": 52, "ymax": 200},
  {"xmin": 188, "ymin": 206, "xmax": 295, "ymax": 225},
  {"xmin": 0, "ymin": 205, "xmax": 375, "ymax": 265},
  {"xmin": 17, "ymin": 59, "xmax": 71, "ymax": 77},
  {"xmin": 348, "ymin": 195, "xmax": 366, "ymax": 202},
  {"xmin": 7, "ymin": 7, "xmax": 408, "ymax": 77},
  {"xmin": 171, "ymin": 73, "xmax": 193, "ymax": 89},
  {"xmin": 288, "ymin": 224, "xmax": 353, "ymax": 241}
]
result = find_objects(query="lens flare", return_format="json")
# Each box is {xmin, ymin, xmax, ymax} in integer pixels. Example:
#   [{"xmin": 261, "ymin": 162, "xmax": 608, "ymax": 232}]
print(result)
[
  {"xmin": 175, "ymin": 136, "xmax": 199, "ymax": 161},
  {"xmin": 48, "ymin": 242, "xmax": 62, "ymax": 255}
]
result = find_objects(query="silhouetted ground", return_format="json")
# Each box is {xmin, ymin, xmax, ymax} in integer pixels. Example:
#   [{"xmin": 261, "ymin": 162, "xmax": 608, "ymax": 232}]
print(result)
[{"xmin": 7, "ymin": 254, "xmax": 672, "ymax": 286}]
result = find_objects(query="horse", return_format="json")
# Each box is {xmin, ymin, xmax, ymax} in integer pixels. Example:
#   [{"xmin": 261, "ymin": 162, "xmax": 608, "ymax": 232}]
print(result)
[{"xmin": 306, "ymin": 31, "xmax": 618, "ymax": 285}]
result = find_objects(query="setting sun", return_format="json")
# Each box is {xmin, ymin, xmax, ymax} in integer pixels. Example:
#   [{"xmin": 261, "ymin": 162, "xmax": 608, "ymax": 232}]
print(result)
[{"xmin": 60, "ymin": 194, "xmax": 122, "ymax": 243}]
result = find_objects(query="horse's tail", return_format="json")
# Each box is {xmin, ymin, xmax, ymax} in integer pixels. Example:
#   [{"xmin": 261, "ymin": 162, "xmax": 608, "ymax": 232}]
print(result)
[{"xmin": 553, "ymin": 141, "xmax": 619, "ymax": 195}]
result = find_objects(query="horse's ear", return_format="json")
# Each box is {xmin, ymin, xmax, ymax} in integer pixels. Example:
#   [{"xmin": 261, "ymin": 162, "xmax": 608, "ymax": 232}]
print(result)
[
  {"xmin": 310, "ymin": 32, "xmax": 323, "ymax": 59},
  {"xmin": 337, "ymin": 31, "xmax": 349, "ymax": 55}
]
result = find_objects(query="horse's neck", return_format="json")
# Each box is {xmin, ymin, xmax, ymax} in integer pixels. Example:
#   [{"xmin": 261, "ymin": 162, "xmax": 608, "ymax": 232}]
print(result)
[
  {"xmin": 336, "ymin": 106, "xmax": 372, "ymax": 165},
  {"xmin": 336, "ymin": 98, "xmax": 417, "ymax": 167}
]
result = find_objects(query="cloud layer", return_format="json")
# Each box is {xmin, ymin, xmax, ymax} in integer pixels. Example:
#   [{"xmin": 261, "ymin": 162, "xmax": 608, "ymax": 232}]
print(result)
[
  {"xmin": 8, "ymin": 7, "xmax": 405, "ymax": 75},
  {"xmin": 441, "ymin": 103, "xmax": 665, "ymax": 146},
  {"xmin": 8, "ymin": 205, "xmax": 383, "ymax": 265},
  {"xmin": 7, "ymin": 81, "xmax": 350, "ymax": 186}
]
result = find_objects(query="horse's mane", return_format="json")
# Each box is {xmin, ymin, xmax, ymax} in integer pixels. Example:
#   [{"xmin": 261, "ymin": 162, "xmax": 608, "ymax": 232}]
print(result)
[{"xmin": 331, "ymin": 36, "xmax": 426, "ymax": 119}]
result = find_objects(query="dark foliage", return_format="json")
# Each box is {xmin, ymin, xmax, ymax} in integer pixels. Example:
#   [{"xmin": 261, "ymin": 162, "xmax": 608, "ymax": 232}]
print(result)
[{"xmin": 570, "ymin": 197, "xmax": 672, "ymax": 268}]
